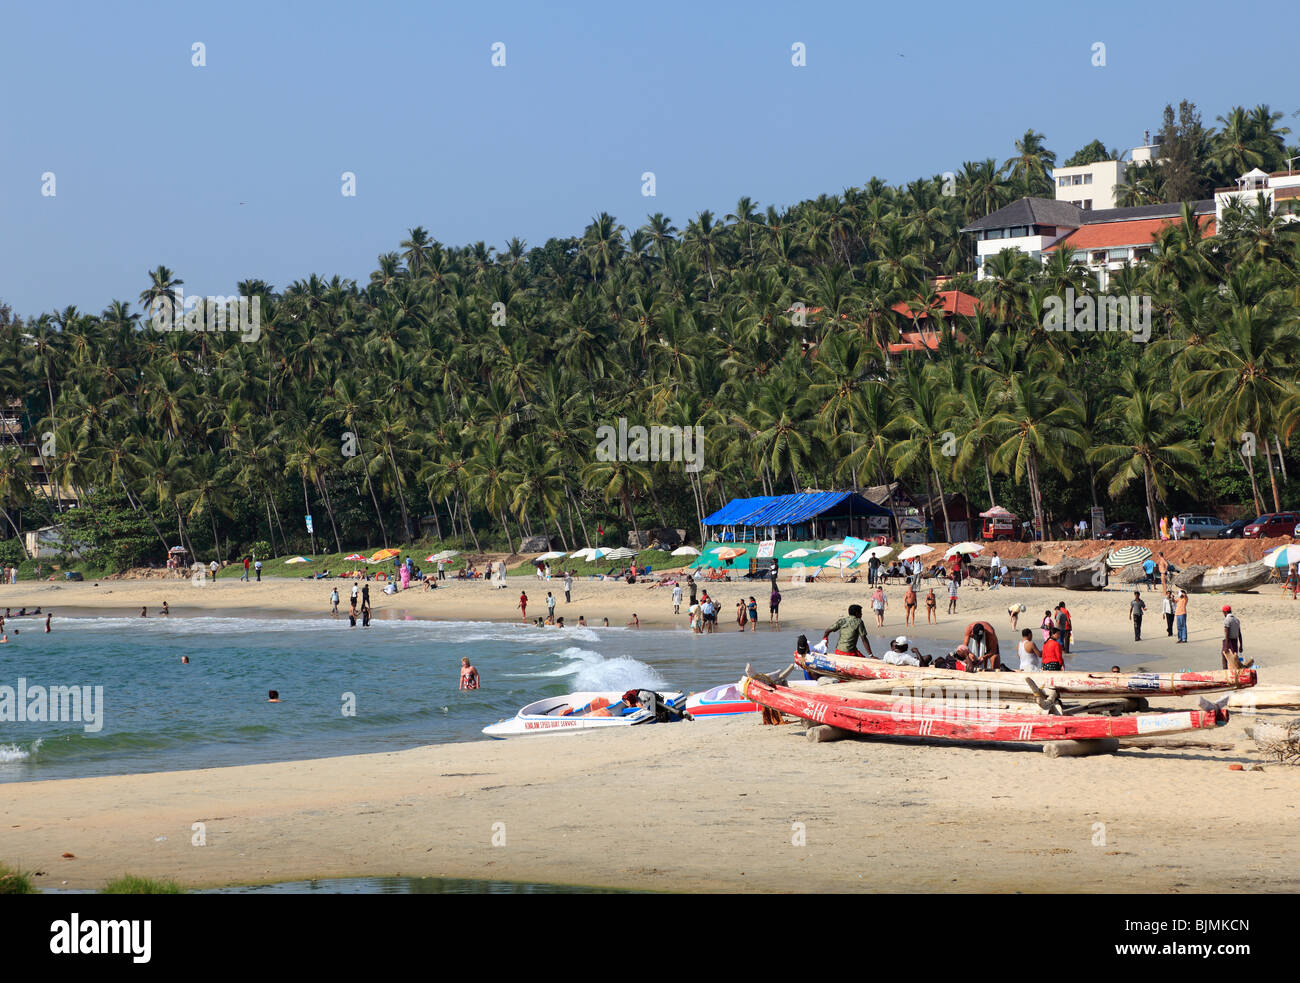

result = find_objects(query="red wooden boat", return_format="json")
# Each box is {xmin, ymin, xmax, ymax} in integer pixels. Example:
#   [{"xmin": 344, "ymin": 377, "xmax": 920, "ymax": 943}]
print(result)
[
  {"xmin": 795, "ymin": 650, "xmax": 1256, "ymax": 697},
  {"xmin": 740, "ymin": 675, "xmax": 1230, "ymax": 743}
]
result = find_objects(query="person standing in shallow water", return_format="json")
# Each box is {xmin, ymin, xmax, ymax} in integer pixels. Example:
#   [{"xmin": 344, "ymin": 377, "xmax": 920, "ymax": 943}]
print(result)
[{"xmin": 459, "ymin": 657, "xmax": 480, "ymax": 690}]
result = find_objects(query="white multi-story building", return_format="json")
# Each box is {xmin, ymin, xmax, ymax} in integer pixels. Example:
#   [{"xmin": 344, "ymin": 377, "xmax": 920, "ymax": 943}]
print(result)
[
  {"xmin": 1050, "ymin": 134, "xmax": 1163, "ymax": 211},
  {"xmin": 1214, "ymin": 167, "xmax": 1300, "ymax": 224}
]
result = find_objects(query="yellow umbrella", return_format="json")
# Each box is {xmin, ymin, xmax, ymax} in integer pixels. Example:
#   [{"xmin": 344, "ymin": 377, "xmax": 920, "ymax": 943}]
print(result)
[{"xmin": 369, "ymin": 548, "xmax": 400, "ymax": 563}]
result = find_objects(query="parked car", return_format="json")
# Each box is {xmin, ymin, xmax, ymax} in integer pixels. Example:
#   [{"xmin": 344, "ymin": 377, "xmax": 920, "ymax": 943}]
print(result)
[
  {"xmin": 1176, "ymin": 514, "xmax": 1230, "ymax": 538},
  {"xmin": 1242, "ymin": 512, "xmax": 1300, "ymax": 539},
  {"xmin": 1217, "ymin": 519, "xmax": 1250, "ymax": 539},
  {"xmin": 1100, "ymin": 521, "xmax": 1144, "ymax": 540}
]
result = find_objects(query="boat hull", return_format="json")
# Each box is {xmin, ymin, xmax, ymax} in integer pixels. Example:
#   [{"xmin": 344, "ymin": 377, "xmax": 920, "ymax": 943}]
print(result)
[
  {"xmin": 741, "ymin": 676, "xmax": 1228, "ymax": 743},
  {"xmin": 795, "ymin": 650, "xmax": 1256, "ymax": 697},
  {"xmin": 483, "ymin": 691, "xmax": 686, "ymax": 738},
  {"xmin": 1174, "ymin": 562, "xmax": 1273, "ymax": 594}
]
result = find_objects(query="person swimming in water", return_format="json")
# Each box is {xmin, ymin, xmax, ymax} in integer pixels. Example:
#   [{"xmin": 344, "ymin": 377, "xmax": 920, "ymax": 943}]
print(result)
[
  {"xmin": 181, "ymin": 655, "xmax": 189, "ymax": 664},
  {"xmin": 268, "ymin": 690, "xmax": 281, "ymax": 702}
]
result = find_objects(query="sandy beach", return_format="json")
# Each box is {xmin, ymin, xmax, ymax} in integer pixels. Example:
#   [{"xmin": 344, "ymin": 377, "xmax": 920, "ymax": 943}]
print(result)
[{"xmin": 3, "ymin": 565, "xmax": 1299, "ymax": 893}]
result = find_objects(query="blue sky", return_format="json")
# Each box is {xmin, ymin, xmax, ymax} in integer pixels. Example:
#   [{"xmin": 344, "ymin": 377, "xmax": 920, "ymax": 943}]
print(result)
[{"xmin": 2, "ymin": 0, "xmax": 1295, "ymax": 316}]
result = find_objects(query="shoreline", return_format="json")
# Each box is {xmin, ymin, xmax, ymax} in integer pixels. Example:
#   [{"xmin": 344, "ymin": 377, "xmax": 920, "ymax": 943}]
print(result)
[{"xmin": 3, "ymin": 574, "xmax": 1298, "ymax": 893}]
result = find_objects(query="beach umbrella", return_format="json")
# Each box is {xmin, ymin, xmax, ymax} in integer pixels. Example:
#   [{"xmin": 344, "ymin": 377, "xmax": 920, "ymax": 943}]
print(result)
[
  {"xmin": 535, "ymin": 551, "xmax": 567, "ymax": 561},
  {"xmin": 168, "ymin": 545, "xmax": 187, "ymax": 554},
  {"xmin": 898, "ymin": 544, "xmax": 933, "ymax": 560},
  {"xmin": 711, "ymin": 546, "xmax": 746, "ymax": 561},
  {"xmin": 1107, "ymin": 544, "xmax": 1153, "ymax": 568},
  {"xmin": 944, "ymin": 542, "xmax": 984, "ymax": 558},
  {"xmin": 369, "ymin": 547, "xmax": 400, "ymax": 563},
  {"xmin": 285, "ymin": 556, "xmax": 311, "ymax": 564},
  {"xmin": 431, "ymin": 549, "xmax": 460, "ymax": 562},
  {"xmin": 862, "ymin": 545, "xmax": 893, "ymax": 561},
  {"xmin": 1263, "ymin": 545, "xmax": 1300, "ymax": 568},
  {"xmin": 670, "ymin": 546, "xmax": 701, "ymax": 556},
  {"xmin": 604, "ymin": 547, "xmax": 638, "ymax": 560},
  {"xmin": 822, "ymin": 556, "xmax": 854, "ymax": 569},
  {"xmin": 344, "ymin": 553, "xmax": 364, "ymax": 561},
  {"xmin": 569, "ymin": 547, "xmax": 607, "ymax": 562}
]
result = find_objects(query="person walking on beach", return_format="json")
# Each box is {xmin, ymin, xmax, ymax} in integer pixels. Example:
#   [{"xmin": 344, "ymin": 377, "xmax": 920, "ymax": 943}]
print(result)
[
  {"xmin": 1129, "ymin": 590, "xmax": 1146, "ymax": 641},
  {"xmin": 770, "ymin": 585, "xmax": 781, "ymax": 626},
  {"xmin": 822, "ymin": 603, "xmax": 873, "ymax": 658},
  {"xmin": 330, "ymin": 587, "xmax": 340, "ymax": 615},
  {"xmin": 361, "ymin": 582, "xmax": 371, "ymax": 609},
  {"xmin": 871, "ymin": 585, "xmax": 887, "ymax": 627},
  {"xmin": 350, "ymin": 581, "xmax": 359, "ymax": 616},
  {"xmin": 1157, "ymin": 552, "xmax": 1169, "ymax": 593},
  {"xmin": 946, "ymin": 576, "xmax": 959, "ymax": 615},
  {"xmin": 868, "ymin": 553, "xmax": 880, "ymax": 587},
  {"xmin": 903, "ymin": 582, "xmax": 917, "ymax": 627},
  {"xmin": 459, "ymin": 657, "xmax": 480, "ymax": 690},
  {"xmin": 925, "ymin": 588, "xmax": 937, "ymax": 624},
  {"xmin": 242, "ymin": 555, "xmax": 251, "ymax": 582},
  {"xmin": 1175, "ymin": 590, "xmax": 1188, "ymax": 643},
  {"xmin": 1142, "ymin": 556, "xmax": 1156, "ymax": 591},
  {"xmin": 564, "ymin": 570, "xmax": 573, "ymax": 604},
  {"xmin": 518, "ymin": 591, "xmax": 528, "ymax": 622},
  {"xmin": 671, "ymin": 583, "xmax": 683, "ymax": 614},
  {"xmin": 255, "ymin": 558, "xmax": 262, "ymax": 581},
  {"xmin": 545, "ymin": 591, "xmax": 556, "ymax": 621},
  {"xmin": 1162, "ymin": 590, "xmax": 1175, "ymax": 636},
  {"xmin": 1221, "ymin": 605, "xmax": 1252, "ymax": 670},
  {"xmin": 210, "ymin": 559, "xmax": 219, "ymax": 581}
]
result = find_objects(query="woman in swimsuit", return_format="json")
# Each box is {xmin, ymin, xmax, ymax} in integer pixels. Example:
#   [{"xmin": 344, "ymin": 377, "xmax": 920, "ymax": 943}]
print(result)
[{"xmin": 925, "ymin": 588, "xmax": 937, "ymax": 624}]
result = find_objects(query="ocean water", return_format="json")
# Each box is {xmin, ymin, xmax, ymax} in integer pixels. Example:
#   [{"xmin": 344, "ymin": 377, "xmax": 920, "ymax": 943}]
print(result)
[
  {"xmin": 0, "ymin": 609, "xmax": 1126, "ymax": 783},
  {"xmin": 0, "ymin": 612, "xmax": 804, "ymax": 783}
]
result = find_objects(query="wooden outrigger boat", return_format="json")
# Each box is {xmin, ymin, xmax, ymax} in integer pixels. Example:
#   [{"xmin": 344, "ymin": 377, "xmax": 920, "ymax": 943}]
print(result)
[
  {"xmin": 1173, "ymin": 561, "xmax": 1273, "ymax": 594},
  {"xmin": 740, "ymin": 674, "xmax": 1230, "ymax": 744},
  {"xmin": 794, "ymin": 649, "xmax": 1257, "ymax": 697}
]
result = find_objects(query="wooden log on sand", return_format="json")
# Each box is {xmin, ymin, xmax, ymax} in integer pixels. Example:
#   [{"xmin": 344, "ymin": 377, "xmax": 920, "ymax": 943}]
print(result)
[
  {"xmin": 1229, "ymin": 686, "xmax": 1300, "ymax": 710},
  {"xmin": 1042, "ymin": 739, "xmax": 1120, "ymax": 758},
  {"xmin": 806, "ymin": 724, "xmax": 852, "ymax": 743}
]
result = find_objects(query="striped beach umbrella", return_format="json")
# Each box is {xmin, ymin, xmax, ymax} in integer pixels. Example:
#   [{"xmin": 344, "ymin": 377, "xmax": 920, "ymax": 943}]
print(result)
[
  {"xmin": 604, "ymin": 547, "xmax": 638, "ymax": 560},
  {"xmin": 1107, "ymin": 544, "xmax": 1153, "ymax": 567},
  {"xmin": 569, "ymin": 547, "xmax": 607, "ymax": 562},
  {"xmin": 1263, "ymin": 544, "xmax": 1300, "ymax": 568}
]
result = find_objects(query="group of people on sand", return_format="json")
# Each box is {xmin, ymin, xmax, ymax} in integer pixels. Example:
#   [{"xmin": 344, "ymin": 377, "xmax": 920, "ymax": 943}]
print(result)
[{"xmin": 818, "ymin": 603, "xmax": 1070, "ymax": 673}]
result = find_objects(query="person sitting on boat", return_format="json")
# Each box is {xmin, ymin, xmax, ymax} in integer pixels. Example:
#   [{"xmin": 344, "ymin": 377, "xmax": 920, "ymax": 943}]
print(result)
[
  {"xmin": 882, "ymin": 635, "xmax": 924, "ymax": 667},
  {"xmin": 962, "ymin": 621, "xmax": 1001, "ymax": 671},
  {"xmin": 822, "ymin": 604, "xmax": 873, "ymax": 658}
]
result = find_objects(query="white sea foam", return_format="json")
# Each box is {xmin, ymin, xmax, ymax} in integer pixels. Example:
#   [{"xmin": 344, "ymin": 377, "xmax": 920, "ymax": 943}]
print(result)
[
  {"xmin": 527, "ymin": 646, "xmax": 668, "ymax": 691},
  {"xmin": 0, "ymin": 739, "xmax": 40, "ymax": 763}
]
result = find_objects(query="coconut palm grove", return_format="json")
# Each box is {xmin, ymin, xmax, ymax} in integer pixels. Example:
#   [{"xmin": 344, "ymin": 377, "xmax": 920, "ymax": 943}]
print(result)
[{"xmin": 2, "ymin": 99, "xmax": 1298, "ymax": 572}]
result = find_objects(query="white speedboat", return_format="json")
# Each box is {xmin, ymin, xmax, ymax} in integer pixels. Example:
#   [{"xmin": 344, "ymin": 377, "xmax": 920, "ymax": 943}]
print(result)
[{"xmin": 482, "ymin": 690, "xmax": 687, "ymax": 738}]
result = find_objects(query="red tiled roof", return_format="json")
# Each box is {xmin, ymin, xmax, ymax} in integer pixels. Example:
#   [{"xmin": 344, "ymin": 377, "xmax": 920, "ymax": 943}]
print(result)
[
  {"xmin": 889, "ymin": 290, "xmax": 980, "ymax": 319},
  {"xmin": 1046, "ymin": 216, "xmax": 1215, "ymax": 252}
]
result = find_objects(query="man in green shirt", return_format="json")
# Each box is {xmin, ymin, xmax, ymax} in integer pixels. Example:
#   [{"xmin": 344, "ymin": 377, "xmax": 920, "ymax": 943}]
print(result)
[{"xmin": 823, "ymin": 604, "xmax": 873, "ymax": 657}]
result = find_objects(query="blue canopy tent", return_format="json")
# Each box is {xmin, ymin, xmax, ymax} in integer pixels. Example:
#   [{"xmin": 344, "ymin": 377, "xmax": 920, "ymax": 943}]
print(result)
[{"xmin": 702, "ymin": 491, "xmax": 893, "ymax": 543}]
